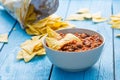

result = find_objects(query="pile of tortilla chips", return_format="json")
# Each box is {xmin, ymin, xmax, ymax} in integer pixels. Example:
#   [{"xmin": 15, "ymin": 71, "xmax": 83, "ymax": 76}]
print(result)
[
  {"xmin": 66, "ymin": 8, "xmax": 107, "ymax": 23},
  {"xmin": 17, "ymin": 35, "xmax": 45, "ymax": 62},
  {"xmin": 25, "ymin": 14, "xmax": 75, "ymax": 36},
  {"xmin": 109, "ymin": 13, "xmax": 120, "ymax": 29}
]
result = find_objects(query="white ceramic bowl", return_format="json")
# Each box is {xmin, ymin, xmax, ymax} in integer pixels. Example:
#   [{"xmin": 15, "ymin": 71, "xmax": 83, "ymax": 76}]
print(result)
[{"xmin": 42, "ymin": 28, "xmax": 105, "ymax": 72}]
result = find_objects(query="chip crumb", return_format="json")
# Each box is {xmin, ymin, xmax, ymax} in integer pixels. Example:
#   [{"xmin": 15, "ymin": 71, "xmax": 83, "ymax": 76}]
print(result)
[{"xmin": 0, "ymin": 33, "xmax": 8, "ymax": 43}]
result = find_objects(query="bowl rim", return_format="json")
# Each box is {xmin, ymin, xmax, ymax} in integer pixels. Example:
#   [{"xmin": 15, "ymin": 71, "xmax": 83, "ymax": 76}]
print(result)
[{"xmin": 42, "ymin": 28, "xmax": 105, "ymax": 54}]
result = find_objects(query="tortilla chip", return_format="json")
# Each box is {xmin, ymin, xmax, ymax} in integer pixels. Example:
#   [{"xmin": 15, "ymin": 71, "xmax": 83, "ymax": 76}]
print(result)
[
  {"xmin": 92, "ymin": 12, "xmax": 102, "ymax": 18},
  {"xmin": 47, "ymin": 27, "xmax": 61, "ymax": 39},
  {"xmin": 25, "ymin": 15, "xmax": 74, "ymax": 36},
  {"xmin": 21, "ymin": 39, "xmax": 42, "ymax": 54},
  {"xmin": 31, "ymin": 36, "xmax": 42, "ymax": 40},
  {"xmin": 16, "ymin": 50, "xmax": 24, "ymax": 60},
  {"xmin": 83, "ymin": 13, "xmax": 92, "ymax": 19},
  {"xmin": 0, "ymin": 33, "xmax": 8, "ymax": 43},
  {"xmin": 92, "ymin": 17, "xmax": 107, "ymax": 23},
  {"xmin": 46, "ymin": 37, "xmax": 60, "ymax": 50},
  {"xmin": 35, "ymin": 48, "xmax": 46, "ymax": 56},
  {"xmin": 111, "ymin": 23, "xmax": 120, "ymax": 29},
  {"xmin": 22, "ymin": 50, "xmax": 36, "ymax": 62}
]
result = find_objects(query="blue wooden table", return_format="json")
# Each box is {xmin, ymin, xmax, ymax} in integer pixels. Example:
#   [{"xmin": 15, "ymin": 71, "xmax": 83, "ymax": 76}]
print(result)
[{"xmin": 0, "ymin": 0, "xmax": 120, "ymax": 80}]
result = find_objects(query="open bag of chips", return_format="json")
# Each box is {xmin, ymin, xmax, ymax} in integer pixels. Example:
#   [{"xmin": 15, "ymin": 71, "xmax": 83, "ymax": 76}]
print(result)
[
  {"xmin": 0, "ymin": 0, "xmax": 59, "ymax": 28},
  {"xmin": 0, "ymin": 0, "xmax": 76, "ymax": 62}
]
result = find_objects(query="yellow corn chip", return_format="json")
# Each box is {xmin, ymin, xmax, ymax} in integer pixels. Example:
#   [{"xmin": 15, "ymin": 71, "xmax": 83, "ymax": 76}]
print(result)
[
  {"xmin": 111, "ymin": 23, "xmax": 120, "ymax": 29},
  {"xmin": 92, "ymin": 17, "xmax": 107, "ymax": 23},
  {"xmin": 83, "ymin": 13, "xmax": 92, "ymax": 19},
  {"xmin": 21, "ymin": 39, "xmax": 42, "ymax": 55},
  {"xmin": 0, "ymin": 33, "xmax": 8, "ymax": 43},
  {"xmin": 35, "ymin": 48, "xmax": 46, "ymax": 56},
  {"xmin": 31, "ymin": 36, "xmax": 42, "ymax": 40},
  {"xmin": 47, "ymin": 27, "xmax": 61, "ymax": 39},
  {"xmin": 22, "ymin": 50, "xmax": 36, "ymax": 62},
  {"xmin": 16, "ymin": 50, "xmax": 24, "ymax": 60},
  {"xmin": 46, "ymin": 37, "xmax": 60, "ymax": 50},
  {"xmin": 25, "ymin": 15, "xmax": 74, "ymax": 36}
]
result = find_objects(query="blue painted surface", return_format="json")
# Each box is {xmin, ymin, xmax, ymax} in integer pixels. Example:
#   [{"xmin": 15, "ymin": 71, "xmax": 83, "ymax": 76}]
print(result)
[{"xmin": 0, "ymin": 0, "xmax": 119, "ymax": 80}]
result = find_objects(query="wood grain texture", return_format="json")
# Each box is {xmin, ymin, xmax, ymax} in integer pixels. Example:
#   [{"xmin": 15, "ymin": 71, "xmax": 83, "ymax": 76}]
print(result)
[
  {"xmin": 51, "ymin": 0, "xmax": 91, "ymax": 80},
  {"xmin": 0, "ymin": 23, "xmax": 51, "ymax": 80},
  {"xmin": 0, "ymin": 0, "xmax": 71, "ymax": 80},
  {"xmin": 112, "ymin": 0, "xmax": 120, "ymax": 80},
  {"xmin": 84, "ymin": 0, "xmax": 113, "ymax": 80},
  {"xmin": 0, "ymin": 5, "xmax": 16, "ymax": 50},
  {"xmin": 51, "ymin": 0, "xmax": 114, "ymax": 80}
]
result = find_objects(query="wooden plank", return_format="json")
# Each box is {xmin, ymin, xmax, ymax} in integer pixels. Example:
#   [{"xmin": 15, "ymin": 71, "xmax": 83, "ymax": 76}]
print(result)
[
  {"xmin": 50, "ymin": 0, "xmax": 92, "ymax": 80},
  {"xmin": 51, "ymin": 0, "xmax": 114, "ymax": 80},
  {"xmin": 0, "ymin": 6, "xmax": 16, "ymax": 49},
  {"xmin": 112, "ymin": 0, "xmax": 120, "ymax": 80},
  {"xmin": 0, "ymin": 23, "xmax": 51, "ymax": 80},
  {"xmin": 84, "ymin": 0, "xmax": 113, "ymax": 80},
  {"xmin": 0, "ymin": 0, "xmax": 70, "ymax": 80}
]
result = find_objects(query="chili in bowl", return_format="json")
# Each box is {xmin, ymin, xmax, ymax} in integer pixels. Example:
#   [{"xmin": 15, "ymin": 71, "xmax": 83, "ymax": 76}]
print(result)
[{"xmin": 42, "ymin": 28, "xmax": 105, "ymax": 72}]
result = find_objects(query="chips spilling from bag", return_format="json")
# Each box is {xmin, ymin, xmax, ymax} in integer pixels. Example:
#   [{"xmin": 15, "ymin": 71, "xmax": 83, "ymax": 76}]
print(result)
[
  {"xmin": 66, "ymin": 8, "xmax": 107, "ymax": 23},
  {"xmin": 25, "ymin": 14, "xmax": 75, "ymax": 36},
  {"xmin": 17, "ymin": 35, "xmax": 45, "ymax": 62},
  {"xmin": 0, "ymin": 33, "xmax": 8, "ymax": 43},
  {"xmin": 0, "ymin": 0, "xmax": 59, "ymax": 28}
]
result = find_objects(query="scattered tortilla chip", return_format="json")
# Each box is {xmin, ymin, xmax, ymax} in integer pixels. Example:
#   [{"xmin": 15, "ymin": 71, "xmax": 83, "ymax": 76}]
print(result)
[
  {"xmin": 17, "ymin": 36, "xmax": 46, "ymax": 62},
  {"xmin": 110, "ymin": 13, "xmax": 120, "ymax": 30},
  {"xmin": 83, "ymin": 13, "xmax": 92, "ymax": 19},
  {"xmin": 111, "ymin": 23, "xmax": 120, "ymax": 29},
  {"xmin": 16, "ymin": 50, "xmax": 24, "ymax": 60},
  {"xmin": 77, "ymin": 8, "xmax": 89, "ymax": 14},
  {"xmin": 67, "ymin": 10, "xmax": 106, "ymax": 23},
  {"xmin": 35, "ymin": 48, "xmax": 46, "ymax": 56},
  {"xmin": 66, "ymin": 14, "xmax": 84, "ymax": 21},
  {"xmin": 92, "ymin": 17, "xmax": 107, "ymax": 23},
  {"xmin": 0, "ymin": 33, "xmax": 8, "ymax": 43},
  {"xmin": 22, "ymin": 50, "xmax": 36, "ymax": 62},
  {"xmin": 31, "ymin": 35, "xmax": 42, "ymax": 40}
]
